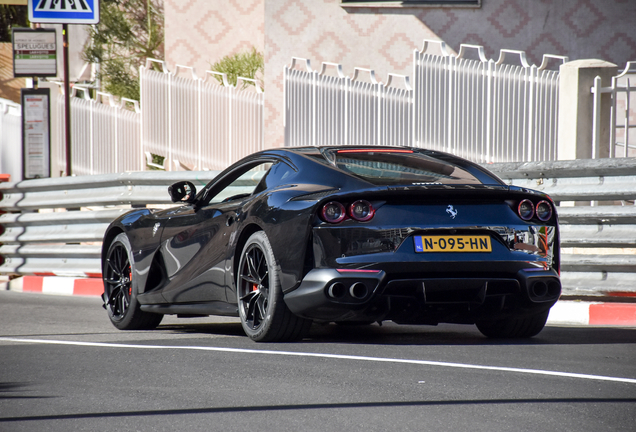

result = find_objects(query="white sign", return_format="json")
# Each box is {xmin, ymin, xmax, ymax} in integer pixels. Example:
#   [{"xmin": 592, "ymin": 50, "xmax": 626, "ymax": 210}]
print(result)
[
  {"xmin": 28, "ymin": 0, "xmax": 100, "ymax": 24},
  {"xmin": 22, "ymin": 89, "xmax": 51, "ymax": 179},
  {"xmin": 13, "ymin": 28, "xmax": 57, "ymax": 77}
]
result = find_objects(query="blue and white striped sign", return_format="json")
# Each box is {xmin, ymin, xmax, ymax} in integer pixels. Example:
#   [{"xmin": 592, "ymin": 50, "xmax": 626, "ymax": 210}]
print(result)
[{"xmin": 28, "ymin": 0, "xmax": 100, "ymax": 24}]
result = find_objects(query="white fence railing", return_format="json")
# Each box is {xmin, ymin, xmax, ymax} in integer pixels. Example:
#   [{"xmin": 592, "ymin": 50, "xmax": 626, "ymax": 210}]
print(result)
[
  {"xmin": 54, "ymin": 86, "xmax": 142, "ymax": 176},
  {"xmin": 414, "ymin": 41, "xmax": 566, "ymax": 163},
  {"xmin": 48, "ymin": 60, "xmax": 264, "ymax": 177},
  {"xmin": 284, "ymin": 58, "xmax": 412, "ymax": 147},
  {"xmin": 284, "ymin": 41, "xmax": 566, "ymax": 163},
  {"xmin": 591, "ymin": 61, "xmax": 636, "ymax": 158},
  {"xmin": 140, "ymin": 59, "xmax": 264, "ymax": 171},
  {"xmin": 9, "ymin": 43, "xmax": 633, "ymax": 179}
]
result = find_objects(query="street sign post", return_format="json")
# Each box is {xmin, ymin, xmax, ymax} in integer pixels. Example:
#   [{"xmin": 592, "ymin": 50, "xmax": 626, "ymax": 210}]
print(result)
[
  {"xmin": 27, "ymin": 0, "xmax": 100, "ymax": 176},
  {"xmin": 12, "ymin": 28, "xmax": 57, "ymax": 78}
]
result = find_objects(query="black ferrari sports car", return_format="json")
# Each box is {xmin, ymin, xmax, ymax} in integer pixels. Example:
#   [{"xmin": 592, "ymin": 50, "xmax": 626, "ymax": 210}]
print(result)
[{"xmin": 101, "ymin": 146, "xmax": 561, "ymax": 341}]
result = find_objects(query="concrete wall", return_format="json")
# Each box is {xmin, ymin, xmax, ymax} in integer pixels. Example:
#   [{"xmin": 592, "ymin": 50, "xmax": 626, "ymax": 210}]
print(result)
[{"xmin": 558, "ymin": 60, "xmax": 618, "ymax": 160}]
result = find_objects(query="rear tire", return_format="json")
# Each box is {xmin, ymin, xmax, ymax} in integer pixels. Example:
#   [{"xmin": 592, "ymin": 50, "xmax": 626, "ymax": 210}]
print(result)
[
  {"xmin": 103, "ymin": 233, "xmax": 163, "ymax": 330},
  {"xmin": 476, "ymin": 310, "xmax": 549, "ymax": 339},
  {"xmin": 236, "ymin": 231, "xmax": 311, "ymax": 342}
]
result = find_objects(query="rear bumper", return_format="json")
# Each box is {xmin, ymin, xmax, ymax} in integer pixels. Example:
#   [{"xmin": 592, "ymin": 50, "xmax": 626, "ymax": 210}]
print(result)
[{"xmin": 284, "ymin": 267, "xmax": 561, "ymax": 323}]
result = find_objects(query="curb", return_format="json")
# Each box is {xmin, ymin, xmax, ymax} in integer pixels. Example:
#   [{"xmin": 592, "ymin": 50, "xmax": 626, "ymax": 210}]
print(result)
[
  {"xmin": 3, "ymin": 276, "xmax": 636, "ymax": 327},
  {"xmin": 6, "ymin": 275, "xmax": 103, "ymax": 297},
  {"xmin": 547, "ymin": 301, "xmax": 636, "ymax": 326}
]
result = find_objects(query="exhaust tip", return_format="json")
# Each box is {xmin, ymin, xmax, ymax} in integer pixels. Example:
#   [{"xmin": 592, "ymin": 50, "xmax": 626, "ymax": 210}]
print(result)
[
  {"xmin": 328, "ymin": 282, "xmax": 346, "ymax": 299},
  {"xmin": 531, "ymin": 281, "xmax": 548, "ymax": 298},
  {"xmin": 349, "ymin": 282, "xmax": 369, "ymax": 300},
  {"xmin": 548, "ymin": 280, "xmax": 561, "ymax": 297}
]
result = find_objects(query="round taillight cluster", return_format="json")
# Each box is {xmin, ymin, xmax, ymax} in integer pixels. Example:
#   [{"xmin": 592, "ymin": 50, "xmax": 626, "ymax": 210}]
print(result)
[
  {"xmin": 321, "ymin": 202, "xmax": 346, "ymax": 223},
  {"xmin": 349, "ymin": 200, "xmax": 374, "ymax": 222},
  {"xmin": 517, "ymin": 199, "xmax": 553, "ymax": 222},
  {"xmin": 535, "ymin": 200, "xmax": 553, "ymax": 221},
  {"xmin": 518, "ymin": 199, "xmax": 534, "ymax": 220},
  {"xmin": 320, "ymin": 200, "xmax": 375, "ymax": 223}
]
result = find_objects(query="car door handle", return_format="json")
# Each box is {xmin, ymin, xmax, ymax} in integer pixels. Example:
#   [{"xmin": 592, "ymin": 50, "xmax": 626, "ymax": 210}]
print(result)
[{"xmin": 226, "ymin": 216, "xmax": 235, "ymax": 227}]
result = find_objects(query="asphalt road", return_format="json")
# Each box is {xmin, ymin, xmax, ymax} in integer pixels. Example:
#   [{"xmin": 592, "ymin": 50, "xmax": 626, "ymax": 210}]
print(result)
[{"xmin": 0, "ymin": 290, "xmax": 635, "ymax": 432}]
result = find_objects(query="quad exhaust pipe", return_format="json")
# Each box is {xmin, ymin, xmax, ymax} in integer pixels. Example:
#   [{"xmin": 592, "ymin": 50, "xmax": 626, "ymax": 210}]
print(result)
[
  {"xmin": 531, "ymin": 281, "xmax": 548, "ymax": 298},
  {"xmin": 349, "ymin": 282, "xmax": 369, "ymax": 299},
  {"xmin": 528, "ymin": 279, "xmax": 561, "ymax": 301},
  {"xmin": 327, "ymin": 281, "xmax": 369, "ymax": 300},
  {"xmin": 328, "ymin": 282, "xmax": 346, "ymax": 299}
]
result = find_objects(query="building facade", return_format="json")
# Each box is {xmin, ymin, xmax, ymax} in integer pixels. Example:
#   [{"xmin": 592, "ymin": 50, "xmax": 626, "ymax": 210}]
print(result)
[{"xmin": 157, "ymin": 0, "xmax": 636, "ymax": 148}]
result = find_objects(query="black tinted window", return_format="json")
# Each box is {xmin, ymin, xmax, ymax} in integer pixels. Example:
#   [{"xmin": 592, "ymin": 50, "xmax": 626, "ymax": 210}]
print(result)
[
  {"xmin": 203, "ymin": 162, "xmax": 271, "ymax": 205},
  {"xmin": 329, "ymin": 149, "xmax": 483, "ymax": 186}
]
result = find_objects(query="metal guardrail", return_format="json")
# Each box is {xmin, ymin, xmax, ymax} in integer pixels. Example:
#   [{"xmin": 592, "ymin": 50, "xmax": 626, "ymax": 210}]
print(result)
[
  {"xmin": 0, "ymin": 171, "xmax": 220, "ymax": 277},
  {"xmin": 1, "ymin": 158, "xmax": 635, "ymax": 300}
]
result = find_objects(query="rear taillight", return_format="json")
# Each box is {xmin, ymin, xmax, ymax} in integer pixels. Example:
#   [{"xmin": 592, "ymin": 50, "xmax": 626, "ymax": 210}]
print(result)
[
  {"xmin": 321, "ymin": 201, "xmax": 346, "ymax": 223},
  {"xmin": 518, "ymin": 199, "xmax": 534, "ymax": 221},
  {"xmin": 349, "ymin": 200, "xmax": 374, "ymax": 222},
  {"xmin": 320, "ymin": 200, "xmax": 376, "ymax": 223},
  {"xmin": 512, "ymin": 198, "xmax": 553, "ymax": 222},
  {"xmin": 536, "ymin": 200, "xmax": 553, "ymax": 221}
]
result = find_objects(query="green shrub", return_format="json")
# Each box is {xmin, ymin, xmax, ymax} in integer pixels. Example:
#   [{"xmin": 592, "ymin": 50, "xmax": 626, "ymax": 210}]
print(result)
[{"xmin": 211, "ymin": 47, "xmax": 264, "ymax": 90}]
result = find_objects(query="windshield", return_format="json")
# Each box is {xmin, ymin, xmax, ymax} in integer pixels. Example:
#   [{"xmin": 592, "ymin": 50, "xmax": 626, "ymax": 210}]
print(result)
[{"xmin": 327, "ymin": 149, "xmax": 484, "ymax": 186}]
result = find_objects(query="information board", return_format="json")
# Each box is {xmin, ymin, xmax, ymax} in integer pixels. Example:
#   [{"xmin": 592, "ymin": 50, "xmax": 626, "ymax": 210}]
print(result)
[
  {"xmin": 13, "ymin": 28, "xmax": 57, "ymax": 78},
  {"xmin": 21, "ymin": 88, "xmax": 51, "ymax": 179}
]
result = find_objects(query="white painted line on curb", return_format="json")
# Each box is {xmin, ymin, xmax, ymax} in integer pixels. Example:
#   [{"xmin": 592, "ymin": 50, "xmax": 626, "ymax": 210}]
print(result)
[
  {"xmin": 42, "ymin": 277, "xmax": 75, "ymax": 296},
  {"xmin": 2, "ymin": 337, "xmax": 635, "ymax": 385},
  {"xmin": 547, "ymin": 301, "xmax": 591, "ymax": 325}
]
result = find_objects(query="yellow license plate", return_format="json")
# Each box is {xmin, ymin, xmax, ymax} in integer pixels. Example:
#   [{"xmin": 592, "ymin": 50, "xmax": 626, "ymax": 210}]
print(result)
[{"xmin": 415, "ymin": 235, "xmax": 492, "ymax": 252}]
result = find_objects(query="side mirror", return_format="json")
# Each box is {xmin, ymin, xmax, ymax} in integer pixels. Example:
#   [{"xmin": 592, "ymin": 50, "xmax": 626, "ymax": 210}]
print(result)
[{"xmin": 168, "ymin": 181, "xmax": 197, "ymax": 204}]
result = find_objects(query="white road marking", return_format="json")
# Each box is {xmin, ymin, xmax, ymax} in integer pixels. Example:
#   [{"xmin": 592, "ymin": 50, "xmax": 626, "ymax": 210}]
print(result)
[{"xmin": 2, "ymin": 337, "xmax": 635, "ymax": 385}]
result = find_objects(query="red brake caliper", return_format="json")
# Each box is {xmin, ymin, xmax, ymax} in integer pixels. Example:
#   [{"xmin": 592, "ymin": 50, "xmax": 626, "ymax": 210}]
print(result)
[{"xmin": 252, "ymin": 283, "xmax": 258, "ymax": 291}]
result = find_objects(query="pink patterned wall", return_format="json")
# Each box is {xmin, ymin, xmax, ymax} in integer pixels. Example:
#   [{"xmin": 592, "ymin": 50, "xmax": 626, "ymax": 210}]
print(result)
[
  {"xmin": 163, "ymin": 0, "xmax": 265, "ymax": 77},
  {"xmin": 164, "ymin": 0, "xmax": 636, "ymax": 150}
]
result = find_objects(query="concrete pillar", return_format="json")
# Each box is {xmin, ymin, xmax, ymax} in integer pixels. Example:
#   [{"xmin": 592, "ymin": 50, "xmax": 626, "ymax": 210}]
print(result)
[{"xmin": 557, "ymin": 59, "xmax": 617, "ymax": 160}]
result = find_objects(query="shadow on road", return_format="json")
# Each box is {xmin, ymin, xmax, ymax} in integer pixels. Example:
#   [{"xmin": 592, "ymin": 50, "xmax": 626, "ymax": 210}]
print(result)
[
  {"xmin": 154, "ymin": 321, "xmax": 636, "ymax": 346},
  {"xmin": 2, "ymin": 397, "xmax": 636, "ymax": 423}
]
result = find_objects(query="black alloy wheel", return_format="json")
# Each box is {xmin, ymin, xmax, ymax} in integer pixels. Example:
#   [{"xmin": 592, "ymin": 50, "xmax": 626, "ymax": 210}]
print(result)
[
  {"xmin": 239, "ymin": 241, "xmax": 269, "ymax": 330},
  {"xmin": 237, "ymin": 231, "xmax": 311, "ymax": 342},
  {"xmin": 103, "ymin": 233, "xmax": 163, "ymax": 330}
]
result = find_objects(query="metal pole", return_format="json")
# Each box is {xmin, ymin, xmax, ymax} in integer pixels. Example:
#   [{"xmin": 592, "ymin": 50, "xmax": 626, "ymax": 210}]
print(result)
[
  {"xmin": 63, "ymin": 23, "xmax": 72, "ymax": 176},
  {"xmin": 591, "ymin": 76, "xmax": 602, "ymax": 159}
]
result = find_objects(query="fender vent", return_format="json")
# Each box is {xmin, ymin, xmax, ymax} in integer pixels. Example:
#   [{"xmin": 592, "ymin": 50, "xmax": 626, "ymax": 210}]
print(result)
[{"xmin": 290, "ymin": 189, "xmax": 339, "ymax": 201}]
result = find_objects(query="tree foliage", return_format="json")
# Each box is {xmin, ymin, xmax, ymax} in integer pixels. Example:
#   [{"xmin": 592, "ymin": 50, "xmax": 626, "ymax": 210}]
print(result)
[
  {"xmin": 0, "ymin": 5, "xmax": 29, "ymax": 42},
  {"xmin": 83, "ymin": 0, "xmax": 164, "ymax": 101},
  {"xmin": 211, "ymin": 47, "xmax": 264, "ymax": 90}
]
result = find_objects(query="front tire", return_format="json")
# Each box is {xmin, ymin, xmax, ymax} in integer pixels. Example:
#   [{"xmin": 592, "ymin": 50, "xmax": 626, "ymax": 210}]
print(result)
[
  {"xmin": 103, "ymin": 233, "xmax": 163, "ymax": 330},
  {"xmin": 236, "ymin": 231, "xmax": 311, "ymax": 342},
  {"xmin": 476, "ymin": 310, "xmax": 549, "ymax": 339}
]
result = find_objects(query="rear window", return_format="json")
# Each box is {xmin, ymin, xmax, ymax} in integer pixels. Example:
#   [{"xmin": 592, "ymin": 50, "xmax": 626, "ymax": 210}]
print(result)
[{"xmin": 328, "ymin": 149, "xmax": 483, "ymax": 186}]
